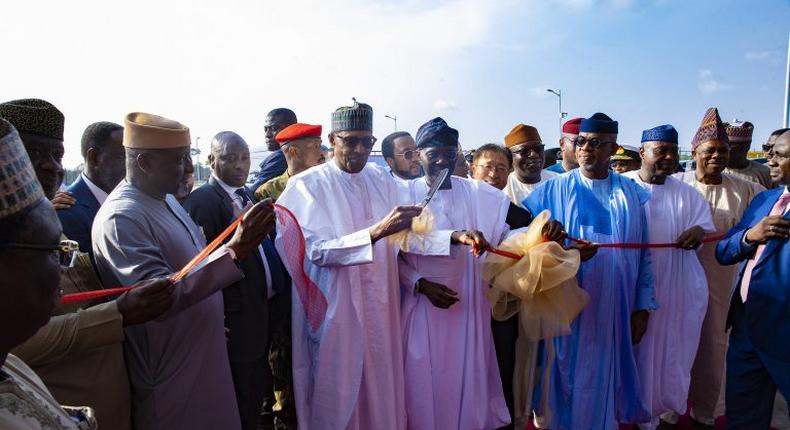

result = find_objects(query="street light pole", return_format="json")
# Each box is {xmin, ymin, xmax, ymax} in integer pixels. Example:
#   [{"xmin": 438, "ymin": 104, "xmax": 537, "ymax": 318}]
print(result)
[
  {"xmin": 192, "ymin": 136, "xmax": 202, "ymax": 182},
  {"xmin": 384, "ymin": 114, "xmax": 398, "ymax": 132},
  {"xmin": 547, "ymin": 89, "xmax": 568, "ymax": 138}
]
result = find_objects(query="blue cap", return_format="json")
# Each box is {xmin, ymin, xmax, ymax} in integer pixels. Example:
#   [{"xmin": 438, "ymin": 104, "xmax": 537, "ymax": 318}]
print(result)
[
  {"xmin": 415, "ymin": 117, "xmax": 459, "ymax": 148},
  {"xmin": 641, "ymin": 124, "xmax": 678, "ymax": 144},
  {"xmin": 580, "ymin": 112, "xmax": 618, "ymax": 134}
]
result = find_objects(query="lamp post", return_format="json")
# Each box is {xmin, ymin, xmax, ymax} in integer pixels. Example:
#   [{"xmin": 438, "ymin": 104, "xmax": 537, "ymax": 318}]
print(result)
[
  {"xmin": 547, "ymin": 89, "xmax": 568, "ymax": 138},
  {"xmin": 384, "ymin": 114, "xmax": 398, "ymax": 132},
  {"xmin": 192, "ymin": 136, "xmax": 202, "ymax": 182}
]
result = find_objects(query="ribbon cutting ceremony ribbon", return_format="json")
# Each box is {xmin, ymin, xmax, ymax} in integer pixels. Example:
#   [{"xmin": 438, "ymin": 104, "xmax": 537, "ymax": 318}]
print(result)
[{"xmin": 485, "ymin": 233, "xmax": 726, "ymax": 260}]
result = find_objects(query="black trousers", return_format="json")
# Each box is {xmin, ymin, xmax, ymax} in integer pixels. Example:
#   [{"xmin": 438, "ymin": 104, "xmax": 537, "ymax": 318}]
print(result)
[
  {"xmin": 230, "ymin": 357, "xmax": 269, "ymax": 430},
  {"xmin": 492, "ymin": 314, "xmax": 518, "ymax": 430},
  {"xmin": 726, "ymin": 304, "xmax": 790, "ymax": 430}
]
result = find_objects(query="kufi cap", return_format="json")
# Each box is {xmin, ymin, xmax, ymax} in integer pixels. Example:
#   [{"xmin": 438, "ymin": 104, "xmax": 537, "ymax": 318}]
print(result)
[
  {"xmin": 504, "ymin": 124, "xmax": 542, "ymax": 148},
  {"xmin": 331, "ymin": 98, "xmax": 373, "ymax": 132},
  {"xmin": 580, "ymin": 113, "xmax": 618, "ymax": 134},
  {"xmin": 0, "ymin": 119, "xmax": 45, "ymax": 218},
  {"xmin": 691, "ymin": 108, "xmax": 728, "ymax": 150},
  {"xmin": 276, "ymin": 123, "xmax": 322, "ymax": 146},
  {"xmin": 724, "ymin": 119, "xmax": 754, "ymax": 143},
  {"xmin": 415, "ymin": 117, "xmax": 459, "ymax": 149},
  {"xmin": 562, "ymin": 117, "xmax": 583, "ymax": 135},
  {"xmin": 610, "ymin": 144, "xmax": 640, "ymax": 161},
  {"xmin": 641, "ymin": 124, "xmax": 678, "ymax": 144},
  {"xmin": 123, "ymin": 112, "xmax": 191, "ymax": 149},
  {"xmin": 0, "ymin": 98, "xmax": 64, "ymax": 140}
]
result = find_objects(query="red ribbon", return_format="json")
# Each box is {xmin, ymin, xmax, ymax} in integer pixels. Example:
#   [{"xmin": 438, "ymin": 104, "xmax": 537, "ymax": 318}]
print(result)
[
  {"xmin": 60, "ymin": 206, "xmax": 249, "ymax": 305},
  {"xmin": 486, "ymin": 234, "xmax": 726, "ymax": 260}
]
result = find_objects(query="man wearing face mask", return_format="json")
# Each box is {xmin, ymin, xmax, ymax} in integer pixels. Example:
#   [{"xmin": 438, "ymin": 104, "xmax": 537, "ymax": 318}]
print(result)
[
  {"xmin": 523, "ymin": 112, "xmax": 657, "ymax": 429},
  {"xmin": 624, "ymin": 125, "xmax": 715, "ymax": 429},
  {"xmin": 674, "ymin": 108, "xmax": 764, "ymax": 429}
]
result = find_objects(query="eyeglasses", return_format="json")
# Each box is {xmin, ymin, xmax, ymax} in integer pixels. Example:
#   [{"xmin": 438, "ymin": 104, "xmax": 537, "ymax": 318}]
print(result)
[
  {"xmin": 420, "ymin": 149, "xmax": 459, "ymax": 162},
  {"xmin": 394, "ymin": 150, "xmax": 419, "ymax": 160},
  {"xmin": 473, "ymin": 164, "xmax": 509, "ymax": 174},
  {"xmin": 510, "ymin": 144, "xmax": 545, "ymax": 157},
  {"xmin": 572, "ymin": 137, "xmax": 617, "ymax": 149},
  {"xmin": 334, "ymin": 135, "xmax": 377, "ymax": 149},
  {"xmin": 3, "ymin": 239, "xmax": 79, "ymax": 269}
]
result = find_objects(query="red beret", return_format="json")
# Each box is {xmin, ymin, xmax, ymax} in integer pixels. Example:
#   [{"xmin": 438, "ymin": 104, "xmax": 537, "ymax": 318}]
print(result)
[
  {"xmin": 276, "ymin": 123, "xmax": 322, "ymax": 146},
  {"xmin": 562, "ymin": 117, "xmax": 583, "ymax": 135}
]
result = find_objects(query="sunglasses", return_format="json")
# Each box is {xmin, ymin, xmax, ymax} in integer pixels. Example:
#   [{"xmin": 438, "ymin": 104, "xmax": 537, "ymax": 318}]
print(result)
[
  {"xmin": 394, "ymin": 150, "xmax": 419, "ymax": 160},
  {"xmin": 510, "ymin": 144, "xmax": 545, "ymax": 157},
  {"xmin": 335, "ymin": 135, "xmax": 377, "ymax": 149},
  {"xmin": 573, "ymin": 137, "xmax": 617, "ymax": 149},
  {"xmin": 3, "ymin": 239, "xmax": 79, "ymax": 269}
]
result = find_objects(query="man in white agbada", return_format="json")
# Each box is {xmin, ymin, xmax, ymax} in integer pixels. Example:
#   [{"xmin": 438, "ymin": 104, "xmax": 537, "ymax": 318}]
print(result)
[
  {"xmin": 624, "ymin": 125, "xmax": 714, "ymax": 429},
  {"xmin": 275, "ymin": 102, "xmax": 477, "ymax": 430}
]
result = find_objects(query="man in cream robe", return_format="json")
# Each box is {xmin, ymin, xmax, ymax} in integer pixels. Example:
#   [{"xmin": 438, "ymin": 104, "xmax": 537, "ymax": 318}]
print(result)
[{"xmin": 673, "ymin": 108, "xmax": 764, "ymax": 427}]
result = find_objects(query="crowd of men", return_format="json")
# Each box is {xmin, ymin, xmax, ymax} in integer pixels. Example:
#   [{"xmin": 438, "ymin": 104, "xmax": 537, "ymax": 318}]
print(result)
[{"xmin": 0, "ymin": 97, "xmax": 788, "ymax": 430}]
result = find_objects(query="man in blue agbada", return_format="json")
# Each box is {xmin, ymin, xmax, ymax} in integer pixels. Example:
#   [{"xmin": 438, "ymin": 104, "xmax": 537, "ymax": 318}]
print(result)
[{"xmin": 524, "ymin": 113, "xmax": 657, "ymax": 429}]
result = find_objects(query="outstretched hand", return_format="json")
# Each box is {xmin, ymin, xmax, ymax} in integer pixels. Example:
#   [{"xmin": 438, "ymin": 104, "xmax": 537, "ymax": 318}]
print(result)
[
  {"xmin": 676, "ymin": 225, "xmax": 706, "ymax": 250},
  {"xmin": 226, "ymin": 199, "xmax": 276, "ymax": 260},
  {"xmin": 452, "ymin": 230, "xmax": 489, "ymax": 257},
  {"xmin": 117, "ymin": 278, "xmax": 176, "ymax": 326},
  {"xmin": 370, "ymin": 205, "xmax": 423, "ymax": 243},
  {"xmin": 541, "ymin": 220, "xmax": 567, "ymax": 243},
  {"xmin": 51, "ymin": 191, "xmax": 76, "ymax": 210}
]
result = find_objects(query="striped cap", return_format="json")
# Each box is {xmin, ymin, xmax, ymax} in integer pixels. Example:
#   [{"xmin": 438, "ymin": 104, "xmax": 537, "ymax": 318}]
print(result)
[
  {"xmin": 0, "ymin": 119, "xmax": 45, "ymax": 218},
  {"xmin": 331, "ymin": 98, "xmax": 373, "ymax": 132}
]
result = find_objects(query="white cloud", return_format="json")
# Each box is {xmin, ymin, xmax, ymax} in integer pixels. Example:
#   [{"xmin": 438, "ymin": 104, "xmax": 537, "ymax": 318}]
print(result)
[
  {"xmin": 432, "ymin": 99, "xmax": 458, "ymax": 111},
  {"xmin": 744, "ymin": 51, "xmax": 779, "ymax": 62},
  {"xmin": 548, "ymin": 0, "xmax": 634, "ymax": 10},
  {"xmin": 697, "ymin": 69, "xmax": 733, "ymax": 95}
]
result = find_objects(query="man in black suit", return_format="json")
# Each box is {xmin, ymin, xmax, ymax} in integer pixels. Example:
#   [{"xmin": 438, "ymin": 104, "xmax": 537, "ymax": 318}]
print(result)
[
  {"xmin": 183, "ymin": 131, "xmax": 288, "ymax": 430},
  {"xmin": 58, "ymin": 121, "xmax": 126, "ymax": 258}
]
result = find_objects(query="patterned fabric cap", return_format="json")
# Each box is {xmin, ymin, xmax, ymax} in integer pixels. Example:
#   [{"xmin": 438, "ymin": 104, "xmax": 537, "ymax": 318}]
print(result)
[
  {"xmin": 0, "ymin": 98, "xmax": 64, "ymax": 140},
  {"xmin": 331, "ymin": 98, "xmax": 373, "ymax": 132},
  {"xmin": 0, "ymin": 118, "xmax": 45, "ymax": 218},
  {"xmin": 415, "ymin": 117, "xmax": 459, "ymax": 148},
  {"xmin": 691, "ymin": 107, "xmax": 729, "ymax": 150},
  {"xmin": 504, "ymin": 124, "xmax": 542, "ymax": 148},
  {"xmin": 641, "ymin": 124, "xmax": 678, "ymax": 144},
  {"xmin": 724, "ymin": 119, "xmax": 754, "ymax": 143}
]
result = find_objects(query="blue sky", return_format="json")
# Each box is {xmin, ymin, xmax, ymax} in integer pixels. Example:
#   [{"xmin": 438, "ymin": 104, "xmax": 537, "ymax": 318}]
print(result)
[{"xmin": 1, "ymin": 0, "xmax": 788, "ymax": 167}]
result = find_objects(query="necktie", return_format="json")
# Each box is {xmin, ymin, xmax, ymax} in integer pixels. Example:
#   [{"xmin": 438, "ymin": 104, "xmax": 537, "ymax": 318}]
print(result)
[
  {"xmin": 740, "ymin": 191, "xmax": 790, "ymax": 302},
  {"xmin": 235, "ymin": 188, "xmax": 250, "ymax": 207}
]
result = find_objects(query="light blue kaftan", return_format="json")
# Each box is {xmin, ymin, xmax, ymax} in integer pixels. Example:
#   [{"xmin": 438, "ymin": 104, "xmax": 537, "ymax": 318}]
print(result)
[{"xmin": 523, "ymin": 169, "xmax": 657, "ymax": 430}]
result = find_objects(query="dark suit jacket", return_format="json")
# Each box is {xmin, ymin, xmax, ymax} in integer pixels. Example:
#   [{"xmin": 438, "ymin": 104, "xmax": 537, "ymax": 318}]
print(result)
[
  {"xmin": 183, "ymin": 177, "xmax": 287, "ymax": 362},
  {"xmin": 251, "ymin": 150, "xmax": 287, "ymax": 198},
  {"xmin": 58, "ymin": 176, "xmax": 101, "ymax": 258},
  {"xmin": 716, "ymin": 187, "xmax": 790, "ymax": 362}
]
